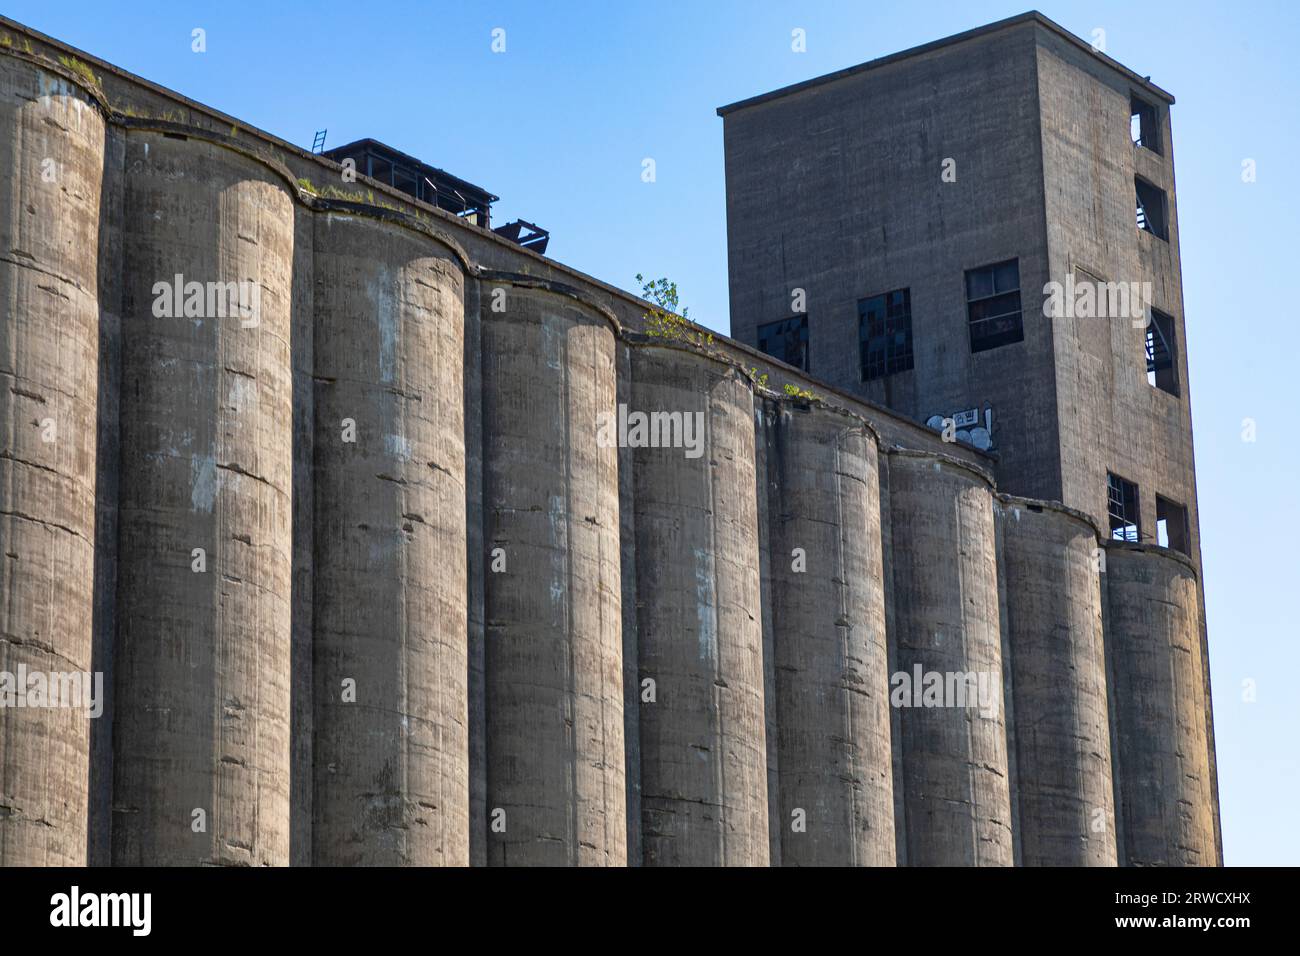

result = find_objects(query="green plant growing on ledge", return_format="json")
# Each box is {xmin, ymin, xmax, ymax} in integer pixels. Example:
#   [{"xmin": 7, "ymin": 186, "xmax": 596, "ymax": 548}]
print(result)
[
  {"xmin": 57, "ymin": 54, "xmax": 99, "ymax": 88},
  {"xmin": 118, "ymin": 105, "xmax": 187, "ymax": 123},
  {"xmin": 749, "ymin": 367, "xmax": 770, "ymax": 389},
  {"xmin": 782, "ymin": 382, "xmax": 817, "ymax": 400},
  {"xmin": 296, "ymin": 178, "xmax": 407, "ymax": 214},
  {"xmin": 636, "ymin": 273, "xmax": 713, "ymax": 348}
]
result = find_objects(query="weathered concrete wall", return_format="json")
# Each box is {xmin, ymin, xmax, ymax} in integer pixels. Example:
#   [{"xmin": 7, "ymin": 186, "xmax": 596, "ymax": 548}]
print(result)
[
  {"xmin": 1036, "ymin": 32, "xmax": 1199, "ymax": 559},
  {"xmin": 480, "ymin": 282, "xmax": 626, "ymax": 865},
  {"xmin": 767, "ymin": 403, "xmax": 894, "ymax": 865},
  {"xmin": 1105, "ymin": 544, "xmax": 1216, "ymax": 866},
  {"xmin": 887, "ymin": 451, "xmax": 1012, "ymax": 866},
  {"xmin": 632, "ymin": 345, "xmax": 768, "ymax": 866},
  {"xmin": 0, "ymin": 57, "xmax": 104, "ymax": 866},
  {"xmin": 310, "ymin": 213, "xmax": 468, "ymax": 865},
  {"xmin": 112, "ymin": 132, "xmax": 293, "ymax": 866},
  {"xmin": 996, "ymin": 498, "xmax": 1115, "ymax": 866}
]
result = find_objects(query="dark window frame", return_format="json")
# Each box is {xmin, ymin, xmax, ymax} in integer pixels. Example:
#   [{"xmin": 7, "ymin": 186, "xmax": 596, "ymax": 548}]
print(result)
[
  {"xmin": 1107, "ymin": 472, "xmax": 1141, "ymax": 543},
  {"xmin": 756, "ymin": 315, "xmax": 809, "ymax": 371},
  {"xmin": 858, "ymin": 287, "xmax": 914, "ymax": 381},
  {"xmin": 965, "ymin": 258, "xmax": 1024, "ymax": 353}
]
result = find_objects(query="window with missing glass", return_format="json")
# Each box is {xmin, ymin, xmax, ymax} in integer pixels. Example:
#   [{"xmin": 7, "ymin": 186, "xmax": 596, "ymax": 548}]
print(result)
[
  {"xmin": 1146, "ymin": 308, "xmax": 1179, "ymax": 395},
  {"xmin": 1130, "ymin": 94, "xmax": 1160, "ymax": 153},
  {"xmin": 1107, "ymin": 472, "xmax": 1141, "ymax": 542},
  {"xmin": 859, "ymin": 288, "xmax": 913, "ymax": 381},
  {"xmin": 965, "ymin": 259, "xmax": 1024, "ymax": 353},
  {"xmin": 1135, "ymin": 177, "xmax": 1168, "ymax": 240},
  {"xmin": 1156, "ymin": 495, "xmax": 1189, "ymax": 554},
  {"xmin": 756, "ymin": 316, "xmax": 809, "ymax": 371}
]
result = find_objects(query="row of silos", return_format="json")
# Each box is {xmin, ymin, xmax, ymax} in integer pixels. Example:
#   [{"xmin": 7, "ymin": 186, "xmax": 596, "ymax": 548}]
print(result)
[
  {"xmin": 0, "ymin": 52, "xmax": 1216, "ymax": 866},
  {"xmin": 0, "ymin": 51, "xmax": 477, "ymax": 868}
]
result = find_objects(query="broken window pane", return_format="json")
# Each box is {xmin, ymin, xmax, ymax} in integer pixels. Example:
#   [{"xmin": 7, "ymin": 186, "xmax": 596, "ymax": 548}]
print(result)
[
  {"xmin": 859, "ymin": 288, "xmax": 914, "ymax": 381},
  {"xmin": 757, "ymin": 315, "xmax": 809, "ymax": 371}
]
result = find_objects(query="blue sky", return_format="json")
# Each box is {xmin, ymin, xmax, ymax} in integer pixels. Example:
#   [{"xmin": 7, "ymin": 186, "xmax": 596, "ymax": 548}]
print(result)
[{"xmin": 9, "ymin": 0, "xmax": 1296, "ymax": 865}]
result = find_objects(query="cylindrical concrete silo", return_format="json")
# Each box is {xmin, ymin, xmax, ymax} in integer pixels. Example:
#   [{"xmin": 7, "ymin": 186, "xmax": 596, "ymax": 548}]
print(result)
[
  {"xmin": 112, "ymin": 133, "xmax": 293, "ymax": 865},
  {"xmin": 886, "ymin": 450, "xmax": 1012, "ymax": 866},
  {"xmin": 480, "ymin": 282, "xmax": 625, "ymax": 866},
  {"xmin": 0, "ymin": 56, "xmax": 105, "ymax": 866},
  {"xmin": 1105, "ymin": 544, "xmax": 1217, "ymax": 866},
  {"xmin": 310, "ymin": 212, "xmax": 468, "ymax": 866},
  {"xmin": 996, "ymin": 497, "xmax": 1116, "ymax": 866},
  {"xmin": 769, "ymin": 403, "xmax": 895, "ymax": 866},
  {"xmin": 632, "ymin": 344, "xmax": 768, "ymax": 866}
]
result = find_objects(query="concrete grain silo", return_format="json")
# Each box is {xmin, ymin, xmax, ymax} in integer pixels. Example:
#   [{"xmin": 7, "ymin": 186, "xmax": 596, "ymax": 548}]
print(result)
[
  {"xmin": 309, "ymin": 213, "xmax": 468, "ymax": 865},
  {"xmin": 1105, "ymin": 544, "xmax": 1217, "ymax": 866},
  {"xmin": 886, "ymin": 450, "xmax": 1013, "ymax": 866},
  {"xmin": 111, "ymin": 133, "xmax": 293, "ymax": 866},
  {"xmin": 480, "ymin": 282, "xmax": 626, "ymax": 865},
  {"xmin": 996, "ymin": 497, "xmax": 1116, "ymax": 866},
  {"xmin": 632, "ymin": 345, "xmax": 768, "ymax": 866},
  {"xmin": 0, "ymin": 56, "xmax": 104, "ymax": 866},
  {"xmin": 767, "ymin": 402, "xmax": 895, "ymax": 865}
]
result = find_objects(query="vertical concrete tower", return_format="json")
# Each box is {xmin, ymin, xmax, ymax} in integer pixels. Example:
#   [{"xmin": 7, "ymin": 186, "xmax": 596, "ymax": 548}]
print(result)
[
  {"xmin": 0, "ymin": 57, "xmax": 104, "ymax": 867},
  {"xmin": 310, "ymin": 213, "xmax": 468, "ymax": 866},
  {"xmin": 719, "ymin": 12, "xmax": 1219, "ymax": 864},
  {"xmin": 766, "ymin": 402, "xmax": 895, "ymax": 866},
  {"xmin": 480, "ymin": 284, "xmax": 626, "ymax": 866},
  {"xmin": 113, "ymin": 133, "xmax": 294, "ymax": 866},
  {"xmin": 996, "ymin": 498, "xmax": 1116, "ymax": 866},
  {"xmin": 632, "ymin": 345, "xmax": 769, "ymax": 867},
  {"xmin": 887, "ymin": 451, "xmax": 1012, "ymax": 866}
]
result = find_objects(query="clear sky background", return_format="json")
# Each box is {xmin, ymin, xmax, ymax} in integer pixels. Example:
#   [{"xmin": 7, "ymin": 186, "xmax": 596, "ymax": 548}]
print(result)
[{"xmin": 7, "ymin": 0, "xmax": 1295, "ymax": 865}]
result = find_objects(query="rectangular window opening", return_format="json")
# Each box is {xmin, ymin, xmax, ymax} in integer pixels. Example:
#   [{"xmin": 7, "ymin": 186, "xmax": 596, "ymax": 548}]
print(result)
[
  {"xmin": 757, "ymin": 315, "xmax": 809, "ymax": 371},
  {"xmin": 1145, "ymin": 307, "xmax": 1179, "ymax": 395},
  {"xmin": 368, "ymin": 156, "xmax": 392, "ymax": 185},
  {"xmin": 859, "ymin": 288, "xmax": 914, "ymax": 381},
  {"xmin": 1130, "ymin": 94, "xmax": 1160, "ymax": 153},
  {"xmin": 1107, "ymin": 472, "xmax": 1141, "ymax": 543},
  {"xmin": 1156, "ymin": 495, "xmax": 1189, "ymax": 554},
  {"xmin": 1135, "ymin": 177, "xmax": 1168, "ymax": 240},
  {"xmin": 392, "ymin": 164, "xmax": 419, "ymax": 196},
  {"xmin": 965, "ymin": 259, "xmax": 1023, "ymax": 353}
]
